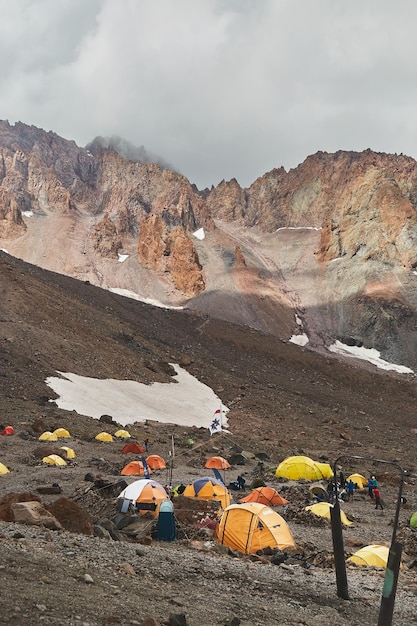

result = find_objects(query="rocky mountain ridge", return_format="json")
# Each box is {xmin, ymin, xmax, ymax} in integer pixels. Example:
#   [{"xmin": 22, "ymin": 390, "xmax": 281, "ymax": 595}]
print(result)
[{"xmin": 2, "ymin": 120, "xmax": 417, "ymax": 369}]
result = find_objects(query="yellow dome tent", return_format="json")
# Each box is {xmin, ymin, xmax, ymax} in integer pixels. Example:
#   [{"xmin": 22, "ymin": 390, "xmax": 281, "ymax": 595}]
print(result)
[
  {"xmin": 305, "ymin": 502, "xmax": 353, "ymax": 526},
  {"xmin": 275, "ymin": 455, "xmax": 333, "ymax": 481},
  {"xmin": 42, "ymin": 454, "xmax": 67, "ymax": 466},
  {"xmin": 215, "ymin": 502, "xmax": 295, "ymax": 554},
  {"xmin": 95, "ymin": 432, "xmax": 114, "ymax": 442},
  {"xmin": 39, "ymin": 431, "xmax": 58, "ymax": 442},
  {"xmin": 347, "ymin": 545, "xmax": 399, "ymax": 568},
  {"xmin": 53, "ymin": 428, "xmax": 71, "ymax": 438},
  {"xmin": 346, "ymin": 473, "xmax": 367, "ymax": 489},
  {"xmin": 114, "ymin": 429, "xmax": 131, "ymax": 439},
  {"xmin": 60, "ymin": 446, "xmax": 76, "ymax": 459},
  {"xmin": 0, "ymin": 462, "xmax": 10, "ymax": 474}
]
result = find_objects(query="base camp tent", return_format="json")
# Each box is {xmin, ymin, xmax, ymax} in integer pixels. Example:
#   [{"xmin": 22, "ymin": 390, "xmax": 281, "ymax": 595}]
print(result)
[
  {"xmin": 215, "ymin": 502, "xmax": 295, "ymax": 554},
  {"xmin": 275, "ymin": 456, "xmax": 333, "ymax": 481},
  {"xmin": 118, "ymin": 479, "xmax": 169, "ymax": 516},
  {"xmin": 240, "ymin": 486, "xmax": 288, "ymax": 506},
  {"xmin": 121, "ymin": 442, "xmax": 145, "ymax": 454},
  {"xmin": 410, "ymin": 511, "xmax": 417, "ymax": 528},
  {"xmin": 346, "ymin": 473, "xmax": 368, "ymax": 489},
  {"xmin": 183, "ymin": 476, "xmax": 231, "ymax": 510},
  {"xmin": 347, "ymin": 545, "xmax": 396, "ymax": 568},
  {"xmin": 121, "ymin": 461, "xmax": 152, "ymax": 476},
  {"xmin": 305, "ymin": 502, "xmax": 353, "ymax": 526}
]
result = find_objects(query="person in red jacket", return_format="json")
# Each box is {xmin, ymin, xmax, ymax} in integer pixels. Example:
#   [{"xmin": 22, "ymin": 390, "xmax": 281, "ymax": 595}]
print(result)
[{"xmin": 373, "ymin": 487, "xmax": 383, "ymax": 509}]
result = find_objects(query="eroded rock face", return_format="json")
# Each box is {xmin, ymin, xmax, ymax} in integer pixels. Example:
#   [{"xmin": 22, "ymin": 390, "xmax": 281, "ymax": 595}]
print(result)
[
  {"xmin": 92, "ymin": 213, "xmax": 122, "ymax": 259},
  {"xmin": 138, "ymin": 215, "xmax": 204, "ymax": 297},
  {"xmin": 207, "ymin": 150, "xmax": 417, "ymax": 267},
  {"xmin": 3, "ymin": 121, "xmax": 417, "ymax": 365}
]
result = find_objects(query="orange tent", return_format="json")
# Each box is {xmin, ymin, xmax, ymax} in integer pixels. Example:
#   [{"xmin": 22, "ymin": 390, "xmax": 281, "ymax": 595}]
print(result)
[
  {"xmin": 240, "ymin": 486, "xmax": 288, "ymax": 506},
  {"xmin": 121, "ymin": 442, "xmax": 145, "ymax": 454},
  {"xmin": 184, "ymin": 476, "xmax": 231, "ymax": 509},
  {"xmin": 118, "ymin": 479, "xmax": 168, "ymax": 516},
  {"xmin": 121, "ymin": 461, "xmax": 152, "ymax": 476},
  {"xmin": 205, "ymin": 456, "xmax": 231, "ymax": 470},
  {"xmin": 146, "ymin": 455, "xmax": 166, "ymax": 469}
]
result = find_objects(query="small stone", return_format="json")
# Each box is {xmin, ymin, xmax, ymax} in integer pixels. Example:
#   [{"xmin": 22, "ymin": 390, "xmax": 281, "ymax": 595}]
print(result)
[
  {"xmin": 41, "ymin": 576, "xmax": 52, "ymax": 584},
  {"xmin": 83, "ymin": 574, "xmax": 94, "ymax": 584}
]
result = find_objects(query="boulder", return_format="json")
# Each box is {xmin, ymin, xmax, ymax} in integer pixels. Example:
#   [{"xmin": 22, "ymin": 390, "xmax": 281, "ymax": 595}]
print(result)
[{"xmin": 11, "ymin": 501, "xmax": 62, "ymax": 530}]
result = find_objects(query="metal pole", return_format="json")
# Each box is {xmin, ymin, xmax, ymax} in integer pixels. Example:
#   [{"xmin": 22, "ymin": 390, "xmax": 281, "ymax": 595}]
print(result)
[
  {"xmin": 330, "ymin": 454, "xmax": 404, "ymax": 615},
  {"xmin": 330, "ymin": 497, "xmax": 349, "ymax": 599},
  {"xmin": 378, "ymin": 541, "xmax": 403, "ymax": 626},
  {"xmin": 377, "ymin": 465, "xmax": 404, "ymax": 626}
]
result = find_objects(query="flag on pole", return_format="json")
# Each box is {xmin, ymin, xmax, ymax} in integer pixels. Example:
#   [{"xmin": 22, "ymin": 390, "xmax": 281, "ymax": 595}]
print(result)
[{"xmin": 209, "ymin": 409, "xmax": 222, "ymax": 436}]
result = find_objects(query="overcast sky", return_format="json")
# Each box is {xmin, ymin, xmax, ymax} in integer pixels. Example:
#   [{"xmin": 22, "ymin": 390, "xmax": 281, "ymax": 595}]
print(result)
[{"xmin": 1, "ymin": 1, "xmax": 417, "ymax": 189}]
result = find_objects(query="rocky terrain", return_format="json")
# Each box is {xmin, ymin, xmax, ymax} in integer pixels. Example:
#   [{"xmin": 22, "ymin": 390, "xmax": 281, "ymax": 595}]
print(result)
[
  {"xmin": 3, "ymin": 121, "xmax": 417, "ymax": 371},
  {"xmin": 1, "ymin": 121, "xmax": 417, "ymax": 624},
  {"xmin": 0, "ymin": 250, "xmax": 417, "ymax": 625}
]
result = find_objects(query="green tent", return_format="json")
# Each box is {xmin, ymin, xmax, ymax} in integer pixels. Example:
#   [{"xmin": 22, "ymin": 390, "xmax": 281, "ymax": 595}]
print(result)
[{"xmin": 410, "ymin": 511, "xmax": 417, "ymax": 528}]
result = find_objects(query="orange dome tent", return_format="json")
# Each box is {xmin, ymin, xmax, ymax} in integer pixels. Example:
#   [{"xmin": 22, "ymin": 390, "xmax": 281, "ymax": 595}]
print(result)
[
  {"xmin": 146, "ymin": 455, "xmax": 166, "ymax": 470},
  {"xmin": 205, "ymin": 456, "xmax": 231, "ymax": 470},
  {"xmin": 183, "ymin": 476, "xmax": 231, "ymax": 510},
  {"xmin": 118, "ymin": 478, "xmax": 168, "ymax": 516},
  {"xmin": 240, "ymin": 486, "xmax": 288, "ymax": 506},
  {"xmin": 121, "ymin": 460, "xmax": 152, "ymax": 476},
  {"xmin": 215, "ymin": 503, "xmax": 295, "ymax": 554}
]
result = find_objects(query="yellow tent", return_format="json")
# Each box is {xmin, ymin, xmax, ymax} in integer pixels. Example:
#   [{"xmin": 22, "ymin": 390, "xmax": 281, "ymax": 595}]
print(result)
[
  {"xmin": 60, "ymin": 446, "xmax": 76, "ymax": 459},
  {"xmin": 114, "ymin": 429, "xmax": 131, "ymax": 438},
  {"xmin": 348, "ymin": 545, "xmax": 398, "ymax": 568},
  {"xmin": 315, "ymin": 462, "xmax": 334, "ymax": 480},
  {"xmin": 305, "ymin": 502, "xmax": 353, "ymax": 526},
  {"xmin": 276, "ymin": 455, "xmax": 333, "ymax": 481},
  {"xmin": 0, "ymin": 462, "xmax": 10, "ymax": 475},
  {"xmin": 53, "ymin": 428, "xmax": 71, "ymax": 438},
  {"xmin": 95, "ymin": 432, "xmax": 114, "ymax": 442},
  {"xmin": 215, "ymin": 502, "xmax": 295, "ymax": 554},
  {"xmin": 39, "ymin": 431, "xmax": 58, "ymax": 442},
  {"xmin": 42, "ymin": 454, "xmax": 67, "ymax": 466},
  {"xmin": 346, "ymin": 473, "xmax": 367, "ymax": 489}
]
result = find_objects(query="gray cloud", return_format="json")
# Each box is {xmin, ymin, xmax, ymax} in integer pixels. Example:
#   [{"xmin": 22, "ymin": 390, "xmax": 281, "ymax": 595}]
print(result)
[{"xmin": 1, "ymin": 0, "xmax": 417, "ymax": 189}]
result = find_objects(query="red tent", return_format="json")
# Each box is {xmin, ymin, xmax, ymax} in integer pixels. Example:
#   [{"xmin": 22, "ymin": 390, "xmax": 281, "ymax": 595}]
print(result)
[
  {"xmin": 1, "ymin": 426, "xmax": 15, "ymax": 436},
  {"xmin": 121, "ymin": 442, "xmax": 145, "ymax": 454}
]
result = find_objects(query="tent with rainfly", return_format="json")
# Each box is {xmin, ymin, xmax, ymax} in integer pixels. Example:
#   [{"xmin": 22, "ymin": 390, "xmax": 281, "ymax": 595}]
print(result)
[
  {"xmin": 183, "ymin": 476, "xmax": 232, "ymax": 510},
  {"xmin": 0, "ymin": 462, "xmax": 10, "ymax": 474},
  {"xmin": 347, "ymin": 545, "xmax": 397, "ymax": 568},
  {"xmin": 39, "ymin": 431, "xmax": 58, "ymax": 442},
  {"xmin": 305, "ymin": 502, "xmax": 353, "ymax": 526},
  {"xmin": 95, "ymin": 432, "xmax": 113, "ymax": 442},
  {"xmin": 240, "ymin": 486, "xmax": 288, "ymax": 506},
  {"xmin": 121, "ymin": 460, "xmax": 152, "ymax": 476},
  {"xmin": 53, "ymin": 428, "xmax": 71, "ymax": 438},
  {"xmin": 121, "ymin": 442, "xmax": 145, "ymax": 454},
  {"xmin": 410, "ymin": 511, "xmax": 417, "ymax": 528},
  {"xmin": 146, "ymin": 455, "xmax": 166, "ymax": 470},
  {"xmin": 42, "ymin": 454, "xmax": 67, "ymax": 466},
  {"xmin": 275, "ymin": 455, "xmax": 333, "ymax": 481},
  {"xmin": 215, "ymin": 502, "xmax": 295, "ymax": 554},
  {"xmin": 118, "ymin": 479, "xmax": 169, "ymax": 516},
  {"xmin": 346, "ymin": 473, "xmax": 368, "ymax": 489}
]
